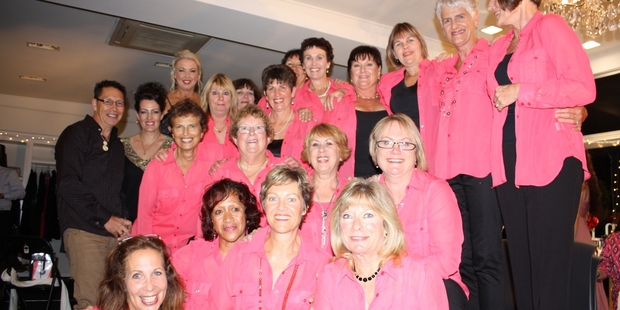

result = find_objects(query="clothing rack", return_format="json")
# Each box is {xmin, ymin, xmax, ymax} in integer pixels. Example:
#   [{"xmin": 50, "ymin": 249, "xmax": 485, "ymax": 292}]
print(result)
[{"xmin": 31, "ymin": 162, "xmax": 55, "ymax": 174}]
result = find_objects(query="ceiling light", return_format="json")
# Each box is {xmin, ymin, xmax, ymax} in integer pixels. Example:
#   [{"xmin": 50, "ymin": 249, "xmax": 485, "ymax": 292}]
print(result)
[
  {"xmin": 154, "ymin": 62, "xmax": 172, "ymax": 68},
  {"xmin": 543, "ymin": 0, "xmax": 619, "ymax": 39},
  {"xmin": 20, "ymin": 75, "xmax": 46, "ymax": 82},
  {"xmin": 481, "ymin": 26, "xmax": 503, "ymax": 35},
  {"xmin": 27, "ymin": 42, "xmax": 60, "ymax": 51},
  {"xmin": 582, "ymin": 40, "xmax": 601, "ymax": 49}
]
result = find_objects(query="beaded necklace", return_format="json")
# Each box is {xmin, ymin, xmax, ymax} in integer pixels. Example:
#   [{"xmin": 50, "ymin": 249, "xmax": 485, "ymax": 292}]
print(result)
[
  {"xmin": 438, "ymin": 54, "xmax": 478, "ymax": 117},
  {"xmin": 354, "ymin": 265, "xmax": 381, "ymax": 282}
]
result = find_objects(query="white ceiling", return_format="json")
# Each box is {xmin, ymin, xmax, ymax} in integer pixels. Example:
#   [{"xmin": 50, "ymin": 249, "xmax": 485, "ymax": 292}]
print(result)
[{"xmin": 1, "ymin": 0, "xmax": 619, "ymax": 109}]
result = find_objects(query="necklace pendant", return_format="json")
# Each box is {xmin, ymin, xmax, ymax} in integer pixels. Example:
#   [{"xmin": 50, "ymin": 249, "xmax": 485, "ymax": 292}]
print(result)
[
  {"xmin": 102, "ymin": 140, "xmax": 108, "ymax": 151},
  {"xmin": 321, "ymin": 210, "xmax": 327, "ymax": 219}
]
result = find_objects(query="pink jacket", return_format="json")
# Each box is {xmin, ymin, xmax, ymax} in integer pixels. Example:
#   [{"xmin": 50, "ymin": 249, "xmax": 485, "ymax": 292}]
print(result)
[
  {"xmin": 210, "ymin": 152, "xmax": 284, "ymax": 227},
  {"xmin": 486, "ymin": 12, "xmax": 595, "ymax": 187},
  {"xmin": 299, "ymin": 171, "xmax": 350, "ymax": 255},
  {"xmin": 278, "ymin": 109, "xmax": 317, "ymax": 167},
  {"xmin": 132, "ymin": 147, "xmax": 213, "ymax": 255},
  {"xmin": 378, "ymin": 172, "xmax": 467, "ymax": 295},
  {"xmin": 171, "ymin": 239, "xmax": 222, "ymax": 310},
  {"xmin": 314, "ymin": 257, "xmax": 449, "ymax": 309},
  {"xmin": 320, "ymin": 93, "xmax": 361, "ymax": 179},
  {"xmin": 376, "ymin": 62, "xmax": 441, "ymax": 168},
  {"xmin": 429, "ymin": 39, "xmax": 493, "ymax": 179},
  {"xmin": 207, "ymin": 227, "xmax": 328, "ymax": 310}
]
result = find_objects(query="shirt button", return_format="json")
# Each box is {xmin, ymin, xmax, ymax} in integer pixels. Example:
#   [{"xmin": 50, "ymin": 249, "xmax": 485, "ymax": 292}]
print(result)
[
  {"xmin": 239, "ymin": 290, "xmax": 243, "ymax": 294},
  {"xmin": 375, "ymin": 293, "xmax": 379, "ymax": 297},
  {"xmin": 380, "ymin": 271, "xmax": 385, "ymax": 275},
  {"xmin": 446, "ymin": 112, "xmax": 450, "ymax": 115},
  {"xmin": 275, "ymin": 290, "xmax": 279, "ymax": 294},
  {"xmin": 196, "ymin": 289, "xmax": 200, "ymax": 293},
  {"xmin": 441, "ymin": 102, "xmax": 445, "ymax": 106}
]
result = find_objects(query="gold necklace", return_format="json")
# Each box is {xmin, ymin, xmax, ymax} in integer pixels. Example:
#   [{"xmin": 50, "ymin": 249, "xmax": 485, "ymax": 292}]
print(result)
[
  {"xmin": 238, "ymin": 156, "xmax": 268, "ymax": 180},
  {"xmin": 139, "ymin": 133, "xmax": 161, "ymax": 155}
]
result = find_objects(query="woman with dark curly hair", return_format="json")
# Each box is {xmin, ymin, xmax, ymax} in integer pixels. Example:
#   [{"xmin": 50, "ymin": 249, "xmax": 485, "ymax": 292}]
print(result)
[
  {"xmin": 96, "ymin": 235, "xmax": 185, "ymax": 310},
  {"xmin": 171, "ymin": 179, "xmax": 261, "ymax": 310},
  {"xmin": 121, "ymin": 82, "xmax": 173, "ymax": 222}
]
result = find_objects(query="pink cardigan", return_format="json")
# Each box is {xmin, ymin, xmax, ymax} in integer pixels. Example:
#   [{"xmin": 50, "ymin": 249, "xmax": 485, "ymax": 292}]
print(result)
[{"xmin": 486, "ymin": 12, "xmax": 595, "ymax": 187}]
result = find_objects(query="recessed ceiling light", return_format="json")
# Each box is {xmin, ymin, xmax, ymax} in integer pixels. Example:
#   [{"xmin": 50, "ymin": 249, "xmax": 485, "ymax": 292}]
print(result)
[
  {"xmin": 20, "ymin": 75, "xmax": 47, "ymax": 82},
  {"xmin": 582, "ymin": 40, "xmax": 600, "ymax": 50},
  {"xmin": 154, "ymin": 62, "xmax": 172, "ymax": 68},
  {"xmin": 27, "ymin": 41, "xmax": 60, "ymax": 51},
  {"xmin": 481, "ymin": 26, "xmax": 503, "ymax": 35}
]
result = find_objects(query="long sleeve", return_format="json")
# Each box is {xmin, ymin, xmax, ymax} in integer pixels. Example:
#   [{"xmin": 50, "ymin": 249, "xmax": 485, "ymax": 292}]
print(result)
[
  {"xmin": 131, "ymin": 159, "xmax": 160, "ymax": 236},
  {"xmin": 3, "ymin": 169, "xmax": 25, "ymax": 200},
  {"xmin": 517, "ymin": 14, "xmax": 596, "ymax": 109},
  {"xmin": 56, "ymin": 124, "xmax": 113, "ymax": 228}
]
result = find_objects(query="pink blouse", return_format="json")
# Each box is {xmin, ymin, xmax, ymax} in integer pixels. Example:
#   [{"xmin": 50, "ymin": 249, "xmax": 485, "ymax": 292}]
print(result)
[
  {"xmin": 171, "ymin": 238, "xmax": 222, "ymax": 310},
  {"xmin": 299, "ymin": 172, "xmax": 349, "ymax": 255},
  {"xmin": 378, "ymin": 172, "xmax": 467, "ymax": 295},
  {"xmin": 599, "ymin": 232, "xmax": 620, "ymax": 309},
  {"xmin": 429, "ymin": 39, "xmax": 493, "ymax": 180},
  {"xmin": 207, "ymin": 227, "xmax": 328, "ymax": 310},
  {"xmin": 132, "ymin": 147, "xmax": 213, "ymax": 255},
  {"xmin": 276, "ymin": 109, "xmax": 317, "ymax": 167},
  {"xmin": 486, "ymin": 12, "xmax": 595, "ymax": 187},
  {"xmin": 199, "ymin": 117, "xmax": 238, "ymax": 162},
  {"xmin": 314, "ymin": 257, "xmax": 449, "ymax": 309}
]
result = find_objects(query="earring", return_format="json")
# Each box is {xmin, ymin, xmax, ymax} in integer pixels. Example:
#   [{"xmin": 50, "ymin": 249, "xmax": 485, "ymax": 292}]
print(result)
[
  {"xmin": 375, "ymin": 165, "xmax": 379, "ymax": 169},
  {"xmin": 136, "ymin": 120, "xmax": 139, "ymax": 124},
  {"xmin": 327, "ymin": 68, "xmax": 330, "ymax": 74}
]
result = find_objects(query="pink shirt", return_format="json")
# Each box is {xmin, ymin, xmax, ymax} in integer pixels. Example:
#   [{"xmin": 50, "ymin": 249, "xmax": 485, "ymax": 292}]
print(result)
[
  {"xmin": 132, "ymin": 147, "xmax": 213, "ymax": 255},
  {"xmin": 430, "ymin": 39, "xmax": 493, "ymax": 180},
  {"xmin": 314, "ymin": 257, "xmax": 449, "ymax": 310},
  {"xmin": 210, "ymin": 152, "xmax": 284, "ymax": 227},
  {"xmin": 207, "ymin": 227, "xmax": 328, "ymax": 310},
  {"xmin": 378, "ymin": 172, "xmax": 467, "ymax": 295},
  {"xmin": 376, "ymin": 62, "xmax": 441, "ymax": 167},
  {"xmin": 486, "ymin": 12, "xmax": 595, "ymax": 187},
  {"xmin": 171, "ymin": 238, "xmax": 222, "ymax": 310},
  {"xmin": 321, "ymin": 92, "xmax": 370, "ymax": 179},
  {"xmin": 199, "ymin": 117, "xmax": 238, "ymax": 162},
  {"xmin": 599, "ymin": 232, "xmax": 620, "ymax": 309},
  {"xmin": 276, "ymin": 109, "xmax": 317, "ymax": 166},
  {"xmin": 299, "ymin": 172, "xmax": 349, "ymax": 255}
]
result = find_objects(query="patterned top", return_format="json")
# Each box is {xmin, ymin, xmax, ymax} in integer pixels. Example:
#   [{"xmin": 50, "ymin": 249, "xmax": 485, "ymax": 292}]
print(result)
[
  {"xmin": 120, "ymin": 136, "xmax": 173, "ymax": 171},
  {"xmin": 599, "ymin": 232, "xmax": 620, "ymax": 309}
]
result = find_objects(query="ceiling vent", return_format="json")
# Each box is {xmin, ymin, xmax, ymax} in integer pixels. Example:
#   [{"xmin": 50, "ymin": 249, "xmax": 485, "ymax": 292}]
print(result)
[{"xmin": 108, "ymin": 19, "xmax": 211, "ymax": 56}]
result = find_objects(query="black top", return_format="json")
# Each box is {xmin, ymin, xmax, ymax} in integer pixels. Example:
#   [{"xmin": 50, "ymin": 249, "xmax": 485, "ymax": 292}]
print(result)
[
  {"xmin": 55, "ymin": 115, "xmax": 127, "ymax": 236},
  {"xmin": 267, "ymin": 139, "xmax": 284, "ymax": 158},
  {"xmin": 390, "ymin": 75, "xmax": 420, "ymax": 126},
  {"xmin": 494, "ymin": 53, "xmax": 516, "ymax": 145},
  {"xmin": 159, "ymin": 97, "xmax": 174, "ymax": 137},
  {"xmin": 354, "ymin": 110, "xmax": 387, "ymax": 178}
]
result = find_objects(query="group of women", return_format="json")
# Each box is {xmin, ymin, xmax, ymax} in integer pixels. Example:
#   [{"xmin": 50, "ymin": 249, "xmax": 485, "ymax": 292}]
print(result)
[{"xmin": 97, "ymin": 0, "xmax": 596, "ymax": 309}]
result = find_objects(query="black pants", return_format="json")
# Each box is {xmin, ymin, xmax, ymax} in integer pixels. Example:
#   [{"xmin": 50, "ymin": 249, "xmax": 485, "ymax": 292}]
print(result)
[
  {"xmin": 444, "ymin": 278, "xmax": 468, "ymax": 310},
  {"xmin": 497, "ymin": 144, "xmax": 583, "ymax": 310},
  {"xmin": 448, "ymin": 174, "xmax": 504, "ymax": 310}
]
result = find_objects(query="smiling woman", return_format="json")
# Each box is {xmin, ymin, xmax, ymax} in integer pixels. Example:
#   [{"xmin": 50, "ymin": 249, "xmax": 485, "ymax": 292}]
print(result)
[
  {"xmin": 95, "ymin": 235, "xmax": 185, "ymax": 310},
  {"xmin": 132, "ymin": 100, "xmax": 213, "ymax": 255}
]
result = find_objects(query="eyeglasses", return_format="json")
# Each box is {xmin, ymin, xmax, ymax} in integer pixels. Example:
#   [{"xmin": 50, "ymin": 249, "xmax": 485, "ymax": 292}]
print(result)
[
  {"xmin": 119, "ymin": 234, "xmax": 161, "ymax": 245},
  {"xmin": 96, "ymin": 98, "xmax": 125, "ymax": 107},
  {"xmin": 238, "ymin": 125, "xmax": 266, "ymax": 134},
  {"xmin": 376, "ymin": 140, "xmax": 416, "ymax": 151}
]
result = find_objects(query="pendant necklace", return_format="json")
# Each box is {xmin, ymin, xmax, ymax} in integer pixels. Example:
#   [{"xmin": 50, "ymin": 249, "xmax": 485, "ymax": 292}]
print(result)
[
  {"xmin": 139, "ymin": 133, "xmax": 161, "ymax": 155},
  {"xmin": 100, "ymin": 135, "xmax": 108, "ymax": 151},
  {"xmin": 314, "ymin": 177, "xmax": 338, "ymax": 248}
]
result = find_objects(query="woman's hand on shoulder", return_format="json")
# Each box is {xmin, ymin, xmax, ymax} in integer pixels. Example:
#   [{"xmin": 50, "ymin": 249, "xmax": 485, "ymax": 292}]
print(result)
[
  {"xmin": 209, "ymin": 158, "xmax": 227, "ymax": 175},
  {"xmin": 435, "ymin": 52, "xmax": 453, "ymax": 63},
  {"xmin": 283, "ymin": 156, "xmax": 301, "ymax": 169},
  {"xmin": 242, "ymin": 227, "xmax": 261, "ymax": 242},
  {"xmin": 153, "ymin": 147, "xmax": 170, "ymax": 162},
  {"xmin": 298, "ymin": 108, "xmax": 313, "ymax": 122},
  {"xmin": 323, "ymin": 89, "xmax": 346, "ymax": 111}
]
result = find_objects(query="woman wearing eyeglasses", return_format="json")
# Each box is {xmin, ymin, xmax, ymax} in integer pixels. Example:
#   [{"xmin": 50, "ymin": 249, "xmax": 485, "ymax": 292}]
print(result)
[
  {"xmin": 210, "ymin": 104, "xmax": 285, "ymax": 226},
  {"xmin": 369, "ymin": 114, "xmax": 467, "ymax": 309}
]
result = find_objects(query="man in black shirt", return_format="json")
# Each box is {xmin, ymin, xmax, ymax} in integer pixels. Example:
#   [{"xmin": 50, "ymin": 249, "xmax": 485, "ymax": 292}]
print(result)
[{"xmin": 55, "ymin": 80, "xmax": 131, "ymax": 310}]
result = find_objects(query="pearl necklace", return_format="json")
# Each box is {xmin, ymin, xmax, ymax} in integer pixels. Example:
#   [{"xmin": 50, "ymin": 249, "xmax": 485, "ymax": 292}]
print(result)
[
  {"xmin": 313, "ymin": 81, "xmax": 331, "ymax": 98},
  {"xmin": 355, "ymin": 92, "xmax": 380, "ymax": 100},
  {"xmin": 354, "ymin": 265, "xmax": 381, "ymax": 282},
  {"xmin": 438, "ymin": 54, "xmax": 478, "ymax": 117},
  {"xmin": 271, "ymin": 109, "xmax": 293, "ymax": 136}
]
